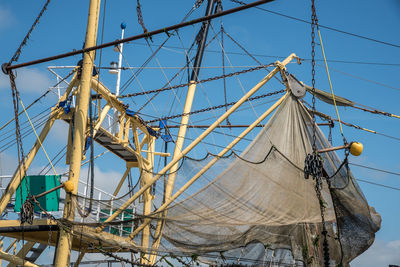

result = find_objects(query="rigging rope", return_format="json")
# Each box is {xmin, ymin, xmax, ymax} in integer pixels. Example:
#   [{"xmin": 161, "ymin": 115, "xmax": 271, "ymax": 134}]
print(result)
[
  {"xmin": 229, "ymin": 0, "xmax": 400, "ymax": 49},
  {"xmin": 127, "ymin": 42, "xmax": 400, "ymax": 67},
  {"xmin": 307, "ymin": 106, "xmax": 400, "ymax": 142},
  {"xmin": 222, "ymin": 28, "xmax": 283, "ymax": 86},
  {"xmin": 317, "ymin": 28, "xmax": 345, "ymax": 138},
  {"xmin": 221, "ymin": 23, "xmax": 231, "ymax": 125},
  {"xmin": 0, "ymin": 68, "xmax": 76, "ymax": 132},
  {"xmin": 19, "ymin": 98, "xmax": 58, "ymax": 176}
]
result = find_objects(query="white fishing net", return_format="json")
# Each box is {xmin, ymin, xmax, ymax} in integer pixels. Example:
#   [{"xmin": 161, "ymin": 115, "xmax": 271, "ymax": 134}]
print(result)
[
  {"xmin": 148, "ymin": 94, "xmax": 382, "ymax": 266},
  {"xmin": 74, "ymin": 93, "xmax": 380, "ymax": 266}
]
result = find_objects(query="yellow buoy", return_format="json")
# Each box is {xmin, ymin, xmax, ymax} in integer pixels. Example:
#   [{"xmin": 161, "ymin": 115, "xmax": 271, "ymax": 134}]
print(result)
[
  {"xmin": 63, "ymin": 180, "xmax": 74, "ymax": 193},
  {"xmin": 349, "ymin": 142, "xmax": 363, "ymax": 156}
]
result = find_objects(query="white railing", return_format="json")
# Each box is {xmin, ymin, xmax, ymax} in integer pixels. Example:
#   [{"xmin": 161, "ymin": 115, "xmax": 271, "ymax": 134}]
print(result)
[{"xmin": 0, "ymin": 174, "xmax": 137, "ymax": 236}]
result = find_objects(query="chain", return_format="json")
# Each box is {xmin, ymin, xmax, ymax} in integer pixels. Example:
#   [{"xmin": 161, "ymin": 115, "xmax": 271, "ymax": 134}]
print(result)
[
  {"xmin": 20, "ymin": 197, "xmax": 34, "ymax": 224},
  {"xmin": 8, "ymin": 0, "xmax": 51, "ymax": 65},
  {"xmin": 314, "ymin": 181, "xmax": 330, "ymax": 267},
  {"xmin": 8, "ymin": 73, "xmax": 26, "ymax": 163},
  {"xmin": 147, "ymin": 89, "xmax": 285, "ymax": 123},
  {"xmin": 304, "ymin": 153, "xmax": 323, "ymax": 182},
  {"xmin": 311, "ymin": 0, "xmax": 318, "ymax": 152},
  {"xmin": 194, "ymin": 0, "xmax": 205, "ymax": 9},
  {"xmin": 94, "ymin": 245, "xmax": 158, "ymax": 267},
  {"xmin": 8, "ymin": 72, "xmax": 31, "ymax": 227},
  {"xmin": 310, "ymin": 1, "xmax": 329, "ymax": 266},
  {"xmin": 119, "ymin": 64, "xmax": 273, "ymax": 99},
  {"xmin": 137, "ymin": 0, "xmax": 148, "ymax": 34}
]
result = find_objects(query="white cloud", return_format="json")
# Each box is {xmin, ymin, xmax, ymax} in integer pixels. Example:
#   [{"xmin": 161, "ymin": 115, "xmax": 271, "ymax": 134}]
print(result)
[
  {"xmin": 0, "ymin": 5, "xmax": 15, "ymax": 31},
  {"xmin": 0, "ymin": 68, "xmax": 52, "ymax": 94},
  {"xmin": 49, "ymin": 120, "xmax": 70, "ymax": 143},
  {"xmin": 77, "ymin": 165, "xmax": 126, "ymax": 198},
  {"xmin": 0, "ymin": 73, "xmax": 10, "ymax": 89},
  {"xmin": 0, "ymin": 151, "xmax": 18, "ymax": 175},
  {"xmin": 351, "ymin": 239, "xmax": 400, "ymax": 267}
]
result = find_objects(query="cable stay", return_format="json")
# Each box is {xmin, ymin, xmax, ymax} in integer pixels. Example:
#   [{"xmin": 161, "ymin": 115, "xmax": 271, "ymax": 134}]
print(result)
[{"xmin": 230, "ymin": 0, "xmax": 400, "ymax": 49}]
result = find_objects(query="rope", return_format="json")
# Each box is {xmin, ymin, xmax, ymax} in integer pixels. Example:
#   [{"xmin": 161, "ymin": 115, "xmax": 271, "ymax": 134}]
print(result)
[
  {"xmin": 317, "ymin": 28, "xmax": 344, "ymax": 137},
  {"xmin": 307, "ymin": 107, "xmax": 400, "ymax": 142},
  {"xmin": 18, "ymin": 98, "xmax": 58, "ymax": 176},
  {"xmin": 221, "ymin": 24, "xmax": 230, "ymax": 124},
  {"xmin": 0, "ymin": 68, "xmax": 76, "ymax": 132},
  {"xmin": 229, "ymin": 0, "xmax": 400, "ymax": 49}
]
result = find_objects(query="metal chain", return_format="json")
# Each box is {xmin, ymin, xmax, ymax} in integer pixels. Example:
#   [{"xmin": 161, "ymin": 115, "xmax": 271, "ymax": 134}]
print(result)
[
  {"xmin": 310, "ymin": 1, "xmax": 330, "ymax": 266},
  {"xmin": 119, "ymin": 64, "xmax": 273, "ymax": 99},
  {"xmin": 8, "ymin": 71, "xmax": 32, "ymax": 229},
  {"xmin": 8, "ymin": 0, "xmax": 51, "ymax": 65},
  {"xmin": 20, "ymin": 198, "xmax": 34, "ymax": 224},
  {"xmin": 311, "ymin": 0, "xmax": 318, "ymax": 152},
  {"xmin": 8, "ymin": 72, "xmax": 26, "ymax": 164},
  {"xmin": 147, "ymin": 89, "xmax": 285, "ymax": 123},
  {"xmin": 314, "ymin": 181, "xmax": 330, "ymax": 267},
  {"xmin": 137, "ymin": 0, "xmax": 148, "ymax": 34},
  {"xmin": 194, "ymin": 0, "xmax": 205, "ymax": 9}
]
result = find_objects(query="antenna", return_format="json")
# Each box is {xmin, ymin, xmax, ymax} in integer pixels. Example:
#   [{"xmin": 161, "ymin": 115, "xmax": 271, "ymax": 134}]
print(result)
[{"xmin": 111, "ymin": 22, "xmax": 127, "ymax": 135}]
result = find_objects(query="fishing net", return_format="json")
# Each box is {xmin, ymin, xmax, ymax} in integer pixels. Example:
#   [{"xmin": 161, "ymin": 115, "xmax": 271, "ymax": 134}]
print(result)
[
  {"xmin": 71, "ymin": 93, "xmax": 380, "ymax": 266},
  {"xmin": 145, "ymin": 94, "xmax": 381, "ymax": 266}
]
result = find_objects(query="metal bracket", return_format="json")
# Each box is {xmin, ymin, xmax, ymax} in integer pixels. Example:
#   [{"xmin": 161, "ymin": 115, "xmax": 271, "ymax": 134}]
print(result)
[{"xmin": 1, "ymin": 63, "xmax": 10, "ymax": 75}]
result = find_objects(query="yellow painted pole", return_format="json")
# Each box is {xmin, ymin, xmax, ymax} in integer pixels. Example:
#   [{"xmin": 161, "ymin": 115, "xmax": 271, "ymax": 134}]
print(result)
[
  {"xmin": 0, "ymin": 77, "xmax": 77, "ymax": 215},
  {"xmin": 148, "ymin": 80, "xmax": 197, "ymax": 263},
  {"xmin": 4, "ymin": 240, "xmax": 17, "ymax": 254},
  {"xmin": 54, "ymin": 0, "xmax": 101, "ymax": 265},
  {"xmin": 8, "ymin": 242, "xmax": 35, "ymax": 267},
  {"xmin": 112, "ymin": 167, "xmax": 131, "ymax": 197},
  {"xmin": 93, "ymin": 103, "xmax": 111, "ymax": 137},
  {"xmin": 130, "ymin": 92, "xmax": 289, "ymax": 240},
  {"xmin": 90, "ymin": 79, "xmax": 149, "ymax": 134},
  {"xmin": 164, "ymin": 81, "xmax": 197, "ymax": 200},
  {"xmin": 96, "ymin": 53, "xmax": 298, "ymax": 231},
  {"xmin": 73, "ymin": 248, "xmax": 87, "ymax": 267},
  {"xmin": 140, "ymin": 136, "xmax": 155, "ymax": 264},
  {"xmin": 0, "ymin": 250, "xmax": 38, "ymax": 267}
]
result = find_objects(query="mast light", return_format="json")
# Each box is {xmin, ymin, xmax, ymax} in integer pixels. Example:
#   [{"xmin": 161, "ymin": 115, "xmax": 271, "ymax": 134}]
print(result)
[{"xmin": 109, "ymin": 61, "xmax": 118, "ymax": 74}]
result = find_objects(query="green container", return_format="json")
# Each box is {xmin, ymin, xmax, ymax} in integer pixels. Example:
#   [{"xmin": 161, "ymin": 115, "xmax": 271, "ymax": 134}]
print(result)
[{"xmin": 14, "ymin": 175, "xmax": 61, "ymax": 212}]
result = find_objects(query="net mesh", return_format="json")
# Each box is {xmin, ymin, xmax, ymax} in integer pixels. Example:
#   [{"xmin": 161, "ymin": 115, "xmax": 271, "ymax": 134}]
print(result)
[
  {"xmin": 150, "ymin": 94, "xmax": 381, "ymax": 266},
  {"xmin": 72, "ymin": 94, "xmax": 380, "ymax": 266}
]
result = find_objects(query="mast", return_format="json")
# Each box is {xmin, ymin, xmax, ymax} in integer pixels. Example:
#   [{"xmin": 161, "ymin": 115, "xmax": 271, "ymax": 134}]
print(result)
[
  {"xmin": 164, "ymin": 0, "xmax": 217, "ymax": 217},
  {"xmin": 112, "ymin": 22, "xmax": 126, "ymax": 135},
  {"xmin": 54, "ymin": 0, "xmax": 101, "ymax": 265},
  {"xmin": 149, "ymin": 0, "xmax": 218, "ymax": 263}
]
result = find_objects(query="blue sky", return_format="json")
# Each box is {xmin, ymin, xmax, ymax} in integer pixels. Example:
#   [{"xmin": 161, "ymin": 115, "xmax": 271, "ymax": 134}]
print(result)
[{"xmin": 0, "ymin": 0, "xmax": 399, "ymax": 266}]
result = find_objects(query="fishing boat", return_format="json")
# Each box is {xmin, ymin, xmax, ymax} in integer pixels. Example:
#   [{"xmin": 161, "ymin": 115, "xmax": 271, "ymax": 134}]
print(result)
[{"xmin": 1, "ymin": 0, "xmax": 398, "ymax": 266}]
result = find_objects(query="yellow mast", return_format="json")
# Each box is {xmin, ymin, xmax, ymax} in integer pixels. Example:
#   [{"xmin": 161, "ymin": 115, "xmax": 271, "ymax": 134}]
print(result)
[{"xmin": 54, "ymin": 0, "xmax": 101, "ymax": 265}]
